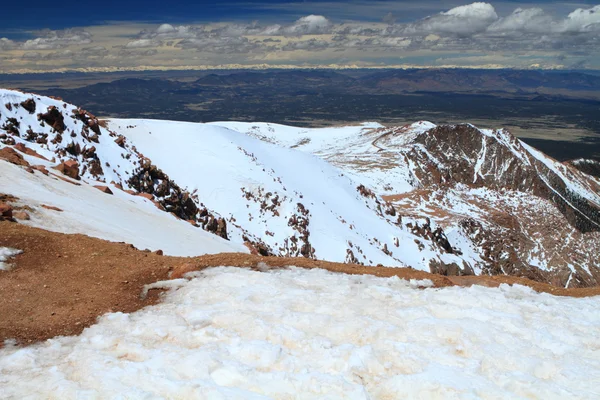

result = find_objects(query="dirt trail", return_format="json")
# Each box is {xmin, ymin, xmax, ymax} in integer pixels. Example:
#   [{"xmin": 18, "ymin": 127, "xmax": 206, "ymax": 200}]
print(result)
[{"xmin": 1, "ymin": 221, "xmax": 599, "ymax": 345}]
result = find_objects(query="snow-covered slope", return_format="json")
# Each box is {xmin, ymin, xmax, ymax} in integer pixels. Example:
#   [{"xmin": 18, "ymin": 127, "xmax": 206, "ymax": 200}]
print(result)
[
  {"xmin": 0, "ymin": 89, "xmax": 245, "ymax": 256},
  {"xmin": 109, "ymin": 118, "xmax": 475, "ymax": 270},
  {"xmin": 0, "ymin": 161, "xmax": 246, "ymax": 256},
  {"xmin": 2, "ymin": 88, "xmax": 599, "ymax": 286},
  {"xmin": 1, "ymin": 89, "xmax": 473, "ymax": 271},
  {"xmin": 1, "ymin": 267, "xmax": 599, "ymax": 398},
  {"xmin": 211, "ymin": 121, "xmax": 600, "ymax": 287}
]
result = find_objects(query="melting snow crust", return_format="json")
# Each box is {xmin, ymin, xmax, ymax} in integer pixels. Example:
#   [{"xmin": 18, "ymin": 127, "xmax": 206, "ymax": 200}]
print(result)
[{"xmin": 0, "ymin": 248, "xmax": 22, "ymax": 271}]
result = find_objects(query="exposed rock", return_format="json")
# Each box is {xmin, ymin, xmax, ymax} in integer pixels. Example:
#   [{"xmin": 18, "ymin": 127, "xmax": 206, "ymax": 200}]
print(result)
[
  {"xmin": 115, "ymin": 136, "xmax": 126, "ymax": 148},
  {"xmin": 0, "ymin": 202, "xmax": 13, "ymax": 220},
  {"xmin": 65, "ymin": 142, "xmax": 81, "ymax": 156},
  {"xmin": 41, "ymin": 205, "xmax": 63, "ymax": 212},
  {"xmin": 38, "ymin": 106, "xmax": 66, "ymax": 133},
  {"xmin": 12, "ymin": 211, "xmax": 30, "ymax": 221},
  {"xmin": 20, "ymin": 98, "xmax": 36, "ymax": 114},
  {"xmin": 53, "ymin": 160, "xmax": 80, "ymax": 180},
  {"xmin": 32, "ymin": 165, "xmax": 49, "ymax": 175},
  {"xmin": 14, "ymin": 143, "xmax": 48, "ymax": 161},
  {"xmin": 93, "ymin": 186, "xmax": 114, "ymax": 195},
  {"xmin": 0, "ymin": 147, "xmax": 30, "ymax": 167}
]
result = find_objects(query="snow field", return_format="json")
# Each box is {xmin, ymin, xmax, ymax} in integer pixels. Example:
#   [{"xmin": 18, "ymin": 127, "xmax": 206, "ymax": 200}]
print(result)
[
  {"xmin": 0, "ymin": 161, "xmax": 247, "ymax": 257},
  {"xmin": 1, "ymin": 267, "xmax": 599, "ymax": 399},
  {"xmin": 0, "ymin": 247, "xmax": 22, "ymax": 271}
]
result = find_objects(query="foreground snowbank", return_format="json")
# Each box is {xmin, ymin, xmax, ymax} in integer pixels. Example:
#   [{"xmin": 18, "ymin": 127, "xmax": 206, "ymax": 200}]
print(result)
[{"xmin": 1, "ymin": 267, "xmax": 599, "ymax": 399}]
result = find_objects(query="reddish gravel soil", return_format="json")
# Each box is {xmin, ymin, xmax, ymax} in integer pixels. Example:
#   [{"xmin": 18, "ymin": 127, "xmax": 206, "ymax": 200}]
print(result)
[{"xmin": 1, "ymin": 221, "xmax": 599, "ymax": 345}]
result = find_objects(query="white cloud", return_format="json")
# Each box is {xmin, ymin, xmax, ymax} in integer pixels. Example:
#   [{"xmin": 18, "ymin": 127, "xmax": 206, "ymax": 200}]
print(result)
[
  {"xmin": 409, "ymin": 2, "xmax": 498, "ymax": 36},
  {"xmin": 22, "ymin": 29, "xmax": 92, "ymax": 50},
  {"xmin": 156, "ymin": 24, "xmax": 176, "ymax": 34},
  {"xmin": 0, "ymin": 38, "xmax": 18, "ymax": 50},
  {"xmin": 561, "ymin": 5, "xmax": 600, "ymax": 33},
  {"xmin": 488, "ymin": 8, "xmax": 554, "ymax": 34},
  {"xmin": 1, "ymin": 4, "xmax": 599, "ymax": 71},
  {"xmin": 125, "ymin": 38, "xmax": 161, "ymax": 49},
  {"xmin": 283, "ymin": 15, "xmax": 332, "ymax": 35}
]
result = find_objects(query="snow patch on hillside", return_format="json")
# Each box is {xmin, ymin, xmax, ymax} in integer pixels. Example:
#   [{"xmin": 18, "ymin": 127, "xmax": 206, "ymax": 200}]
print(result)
[
  {"xmin": 0, "ymin": 247, "xmax": 22, "ymax": 271},
  {"xmin": 1, "ymin": 267, "xmax": 599, "ymax": 398}
]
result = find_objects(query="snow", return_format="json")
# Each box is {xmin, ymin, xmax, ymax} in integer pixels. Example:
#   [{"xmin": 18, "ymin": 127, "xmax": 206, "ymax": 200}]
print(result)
[
  {"xmin": 522, "ymin": 141, "xmax": 600, "ymax": 207},
  {"xmin": 0, "ymin": 89, "xmax": 141, "ymax": 185},
  {"xmin": 111, "ymin": 118, "xmax": 470, "ymax": 269},
  {"xmin": 0, "ymin": 247, "xmax": 22, "ymax": 271},
  {"xmin": 0, "ymin": 161, "xmax": 247, "ymax": 257},
  {"xmin": 1, "ymin": 267, "xmax": 599, "ymax": 399}
]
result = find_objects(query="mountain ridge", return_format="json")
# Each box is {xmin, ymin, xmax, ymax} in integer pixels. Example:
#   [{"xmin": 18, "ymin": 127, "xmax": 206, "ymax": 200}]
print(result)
[{"xmin": 1, "ymin": 88, "xmax": 599, "ymax": 287}]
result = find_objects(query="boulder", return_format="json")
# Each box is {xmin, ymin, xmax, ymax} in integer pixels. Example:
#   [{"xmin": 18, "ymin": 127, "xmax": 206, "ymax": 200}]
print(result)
[
  {"xmin": 53, "ymin": 160, "xmax": 80, "ymax": 180},
  {"xmin": 0, "ymin": 202, "xmax": 13, "ymax": 220},
  {"xmin": 0, "ymin": 147, "xmax": 30, "ymax": 167},
  {"xmin": 93, "ymin": 185, "xmax": 114, "ymax": 195},
  {"xmin": 20, "ymin": 98, "xmax": 36, "ymax": 114},
  {"xmin": 12, "ymin": 211, "xmax": 30, "ymax": 221},
  {"xmin": 38, "ymin": 106, "xmax": 66, "ymax": 133}
]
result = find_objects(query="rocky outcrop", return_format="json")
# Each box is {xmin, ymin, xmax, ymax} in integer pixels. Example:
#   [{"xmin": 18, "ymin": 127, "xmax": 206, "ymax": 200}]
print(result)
[
  {"xmin": 127, "ymin": 159, "xmax": 200, "ymax": 221},
  {"xmin": 404, "ymin": 124, "xmax": 600, "ymax": 233},
  {"xmin": 93, "ymin": 185, "xmax": 113, "ymax": 195},
  {"xmin": 38, "ymin": 106, "xmax": 66, "ymax": 133},
  {"xmin": 0, "ymin": 202, "xmax": 13, "ymax": 221},
  {"xmin": 20, "ymin": 98, "xmax": 36, "ymax": 114},
  {"xmin": 0, "ymin": 147, "xmax": 30, "ymax": 167},
  {"xmin": 54, "ymin": 160, "xmax": 80, "ymax": 180}
]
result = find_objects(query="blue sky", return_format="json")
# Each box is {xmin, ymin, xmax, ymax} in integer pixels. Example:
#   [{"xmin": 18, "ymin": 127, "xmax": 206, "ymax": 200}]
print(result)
[
  {"xmin": 0, "ymin": 1, "xmax": 599, "ymax": 72},
  {"xmin": 2, "ymin": 0, "xmax": 596, "ymax": 32}
]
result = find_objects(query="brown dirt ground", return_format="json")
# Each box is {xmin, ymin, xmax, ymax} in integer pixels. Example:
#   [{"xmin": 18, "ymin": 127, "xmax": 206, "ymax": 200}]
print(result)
[{"xmin": 1, "ymin": 221, "xmax": 599, "ymax": 346}]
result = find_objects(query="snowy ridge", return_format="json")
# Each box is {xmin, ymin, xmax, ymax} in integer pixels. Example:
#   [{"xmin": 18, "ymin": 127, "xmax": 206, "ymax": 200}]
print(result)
[
  {"xmin": 1, "ymin": 89, "xmax": 473, "ymax": 270},
  {"xmin": 110, "ymin": 118, "xmax": 476, "ymax": 269},
  {"xmin": 2, "ymin": 88, "xmax": 599, "ymax": 284},
  {"xmin": 216, "ymin": 120, "xmax": 600, "ymax": 286}
]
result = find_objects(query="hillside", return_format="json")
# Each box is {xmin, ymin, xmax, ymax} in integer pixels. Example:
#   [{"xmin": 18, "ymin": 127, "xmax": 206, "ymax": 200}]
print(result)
[
  {"xmin": 213, "ymin": 121, "xmax": 600, "ymax": 287},
  {"xmin": 1, "ymin": 88, "xmax": 600, "ymax": 288}
]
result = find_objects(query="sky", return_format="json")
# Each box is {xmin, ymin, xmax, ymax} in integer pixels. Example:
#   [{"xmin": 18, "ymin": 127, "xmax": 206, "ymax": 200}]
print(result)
[{"xmin": 0, "ymin": 0, "xmax": 599, "ymax": 73}]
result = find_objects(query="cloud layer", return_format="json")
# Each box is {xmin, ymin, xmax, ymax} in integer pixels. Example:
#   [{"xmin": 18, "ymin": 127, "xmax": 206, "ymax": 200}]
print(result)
[{"xmin": 1, "ymin": 3, "xmax": 599, "ymax": 72}]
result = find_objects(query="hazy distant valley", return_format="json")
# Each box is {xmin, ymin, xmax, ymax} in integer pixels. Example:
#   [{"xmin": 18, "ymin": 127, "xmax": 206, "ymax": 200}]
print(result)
[{"xmin": 3, "ymin": 68, "xmax": 600, "ymax": 161}]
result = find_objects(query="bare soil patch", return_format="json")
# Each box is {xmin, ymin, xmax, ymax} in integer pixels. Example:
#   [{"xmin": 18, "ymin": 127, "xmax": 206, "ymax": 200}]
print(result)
[{"xmin": 1, "ymin": 221, "xmax": 598, "ymax": 345}]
